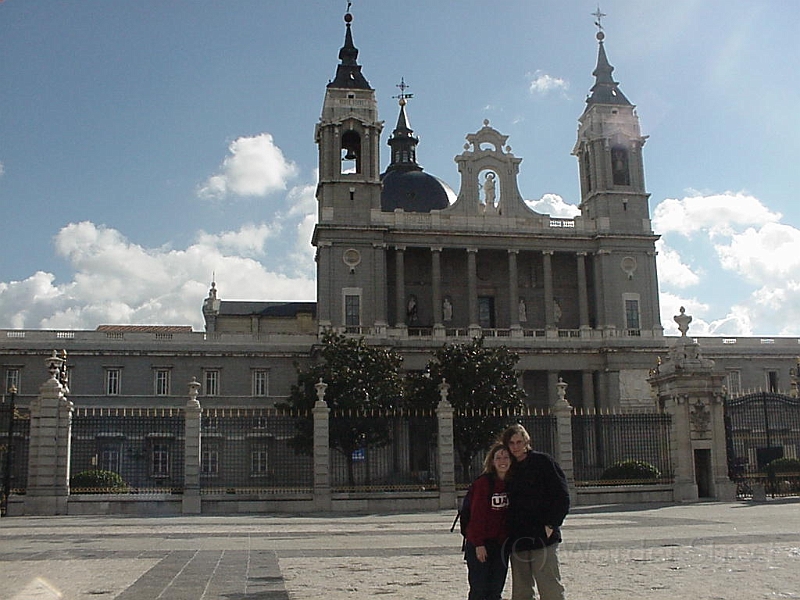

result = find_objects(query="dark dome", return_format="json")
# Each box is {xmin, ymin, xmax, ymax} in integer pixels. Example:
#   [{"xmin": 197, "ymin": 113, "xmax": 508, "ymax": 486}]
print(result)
[{"xmin": 380, "ymin": 169, "xmax": 455, "ymax": 213}]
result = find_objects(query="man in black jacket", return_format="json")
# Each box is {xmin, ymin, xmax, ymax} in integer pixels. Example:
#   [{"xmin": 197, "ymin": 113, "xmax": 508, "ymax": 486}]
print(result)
[{"xmin": 501, "ymin": 424, "xmax": 570, "ymax": 600}]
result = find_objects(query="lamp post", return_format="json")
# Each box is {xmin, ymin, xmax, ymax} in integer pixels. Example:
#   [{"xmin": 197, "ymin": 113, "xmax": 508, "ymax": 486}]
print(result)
[{"xmin": 1, "ymin": 385, "xmax": 17, "ymax": 517}]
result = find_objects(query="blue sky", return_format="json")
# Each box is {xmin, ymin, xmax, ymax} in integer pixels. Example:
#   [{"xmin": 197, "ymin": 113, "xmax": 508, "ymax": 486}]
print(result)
[{"xmin": 1, "ymin": 1, "xmax": 800, "ymax": 336}]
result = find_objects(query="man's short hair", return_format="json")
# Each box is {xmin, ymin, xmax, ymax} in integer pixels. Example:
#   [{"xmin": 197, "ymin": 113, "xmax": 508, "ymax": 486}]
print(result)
[{"xmin": 501, "ymin": 423, "xmax": 531, "ymax": 447}]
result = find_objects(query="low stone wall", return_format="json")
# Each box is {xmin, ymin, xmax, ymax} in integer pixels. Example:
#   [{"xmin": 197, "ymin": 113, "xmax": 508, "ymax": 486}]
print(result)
[{"xmin": 574, "ymin": 484, "xmax": 674, "ymax": 505}]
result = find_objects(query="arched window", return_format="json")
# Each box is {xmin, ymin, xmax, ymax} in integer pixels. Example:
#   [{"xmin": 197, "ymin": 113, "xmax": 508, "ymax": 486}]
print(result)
[
  {"xmin": 611, "ymin": 145, "xmax": 630, "ymax": 186},
  {"xmin": 341, "ymin": 130, "xmax": 361, "ymax": 174}
]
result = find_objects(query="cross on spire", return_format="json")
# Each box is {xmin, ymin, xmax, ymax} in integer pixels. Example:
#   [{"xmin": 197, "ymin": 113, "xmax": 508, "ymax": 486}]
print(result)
[
  {"xmin": 393, "ymin": 77, "xmax": 414, "ymax": 106},
  {"xmin": 592, "ymin": 6, "xmax": 607, "ymax": 33}
]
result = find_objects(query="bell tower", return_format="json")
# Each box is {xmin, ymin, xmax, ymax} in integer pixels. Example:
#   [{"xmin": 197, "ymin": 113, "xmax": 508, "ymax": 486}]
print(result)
[
  {"xmin": 314, "ymin": 8, "xmax": 382, "ymax": 227},
  {"xmin": 312, "ymin": 7, "xmax": 387, "ymax": 333},
  {"xmin": 573, "ymin": 17, "xmax": 650, "ymax": 233}
]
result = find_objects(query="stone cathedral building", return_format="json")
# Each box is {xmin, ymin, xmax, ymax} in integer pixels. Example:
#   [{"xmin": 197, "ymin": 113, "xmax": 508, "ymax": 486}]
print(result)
[{"xmin": 2, "ymin": 12, "xmax": 798, "ymax": 409}]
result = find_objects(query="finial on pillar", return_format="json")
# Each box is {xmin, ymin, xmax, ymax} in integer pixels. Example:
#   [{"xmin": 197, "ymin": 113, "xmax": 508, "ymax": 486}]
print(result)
[
  {"xmin": 438, "ymin": 378, "xmax": 450, "ymax": 403},
  {"xmin": 674, "ymin": 306, "xmax": 692, "ymax": 337},
  {"xmin": 315, "ymin": 378, "xmax": 328, "ymax": 404}
]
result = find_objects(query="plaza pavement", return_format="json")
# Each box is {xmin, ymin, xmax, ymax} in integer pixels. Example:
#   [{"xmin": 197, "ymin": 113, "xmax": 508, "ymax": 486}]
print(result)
[{"xmin": 0, "ymin": 499, "xmax": 798, "ymax": 599}]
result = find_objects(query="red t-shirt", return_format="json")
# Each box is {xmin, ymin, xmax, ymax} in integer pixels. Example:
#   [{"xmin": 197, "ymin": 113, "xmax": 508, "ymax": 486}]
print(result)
[{"xmin": 465, "ymin": 475, "xmax": 509, "ymax": 547}]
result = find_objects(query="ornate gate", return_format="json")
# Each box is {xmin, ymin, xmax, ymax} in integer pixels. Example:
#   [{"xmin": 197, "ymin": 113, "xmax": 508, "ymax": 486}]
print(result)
[{"xmin": 724, "ymin": 392, "xmax": 800, "ymax": 498}]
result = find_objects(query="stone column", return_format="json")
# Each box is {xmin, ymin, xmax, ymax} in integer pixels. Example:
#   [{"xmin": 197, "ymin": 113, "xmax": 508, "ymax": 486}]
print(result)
[
  {"xmin": 547, "ymin": 370, "xmax": 560, "ymax": 407},
  {"xmin": 183, "ymin": 378, "xmax": 202, "ymax": 515},
  {"xmin": 313, "ymin": 379, "xmax": 332, "ymax": 511},
  {"xmin": 467, "ymin": 248, "xmax": 479, "ymax": 334},
  {"xmin": 436, "ymin": 380, "xmax": 456, "ymax": 509},
  {"xmin": 373, "ymin": 243, "xmax": 388, "ymax": 333},
  {"xmin": 553, "ymin": 378, "xmax": 576, "ymax": 504},
  {"xmin": 431, "ymin": 248, "xmax": 444, "ymax": 335},
  {"xmin": 395, "ymin": 246, "xmax": 406, "ymax": 330},
  {"xmin": 577, "ymin": 252, "xmax": 591, "ymax": 331},
  {"xmin": 317, "ymin": 242, "xmax": 333, "ymax": 329},
  {"xmin": 508, "ymin": 250, "xmax": 521, "ymax": 332},
  {"xmin": 582, "ymin": 370, "xmax": 595, "ymax": 411},
  {"xmin": 25, "ymin": 351, "xmax": 73, "ymax": 515},
  {"xmin": 543, "ymin": 251, "xmax": 555, "ymax": 334}
]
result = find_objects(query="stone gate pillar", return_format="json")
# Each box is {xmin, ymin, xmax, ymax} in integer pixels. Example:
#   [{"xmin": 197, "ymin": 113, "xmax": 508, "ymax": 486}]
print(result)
[
  {"xmin": 553, "ymin": 378, "xmax": 575, "ymax": 504},
  {"xmin": 436, "ymin": 380, "xmax": 456, "ymax": 509},
  {"xmin": 183, "ymin": 378, "xmax": 202, "ymax": 515},
  {"xmin": 648, "ymin": 308, "xmax": 736, "ymax": 502},
  {"xmin": 312, "ymin": 379, "xmax": 332, "ymax": 511},
  {"xmin": 25, "ymin": 351, "xmax": 73, "ymax": 515}
]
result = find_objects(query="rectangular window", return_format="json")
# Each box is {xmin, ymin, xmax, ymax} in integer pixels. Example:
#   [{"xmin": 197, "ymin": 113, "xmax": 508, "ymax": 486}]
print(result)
[
  {"xmin": 727, "ymin": 370, "xmax": 742, "ymax": 397},
  {"xmin": 251, "ymin": 445, "xmax": 268, "ymax": 476},
  {"xmin": 478, "ymin": 296, "xmax": 495, "ymax": 328},
  {"xmin": 154, "ymin": 369, "xmax": 171, "ymax": 396},
  {"xmin": 151, "ymin": 443, "xmax": 170, "ymax": 477},
  {"xmin": 253, "ymin": 369, "xmax": 269, "ymax": 397},
  {"xmin": 624, "ymin": 298, "xmax": 641, "ymax": 331},
  {"xmin": 201, "ymin": 448, "xmax": 219, "ymax": 476},
  {"xmin": 99, "ymin": 446, "xmax": 121, "ymax": 473},
  {"xmin": 345, "ymin": 294, "xmax": 360, "ymax": 328},
  {"xmin": 204, "ymin": 370, "xmax": 219, "ymax": 396},
  {"xmin": 5, "ymin": 368, "xmax": 20, "ymax": 394},
  {"xmin": 105, "ymin": 368, "xmax": 121, "ymax": 396},
  {"xmin": 766, "ymin": 370, "xmax": 779, "ymax": 393}
]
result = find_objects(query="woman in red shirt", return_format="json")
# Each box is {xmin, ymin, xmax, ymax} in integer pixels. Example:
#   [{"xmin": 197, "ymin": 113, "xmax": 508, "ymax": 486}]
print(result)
[{"xmin": 465, "ymin": 442, "xmax": 511, "ymax": 600}]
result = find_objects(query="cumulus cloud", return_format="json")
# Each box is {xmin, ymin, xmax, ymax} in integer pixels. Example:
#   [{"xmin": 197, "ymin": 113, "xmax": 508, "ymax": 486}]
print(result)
[
  {"xmin": 655, "ymin": 190, "xmax": 800, "ymax": 336},
  {"xmin": 198, "ymin": 133, "xmax": 298, "ymax": 199},
  {"xmin": 525, "ymin": 193, "xmax": 580, "ymax": 218},
  {"xmin": 0, "ymin": 219, "xmax": 315, "ymax": 331},
  {"xmin": 652, "ymin": 191, "xmax": 780, "ymax": 238},
  {"xmin": 528, "ymin": 70, "xmax": 569, "ymax": 96},
  {"xmin": 655, "ymin": 240, "xmax": 700, "ymax": 288}
]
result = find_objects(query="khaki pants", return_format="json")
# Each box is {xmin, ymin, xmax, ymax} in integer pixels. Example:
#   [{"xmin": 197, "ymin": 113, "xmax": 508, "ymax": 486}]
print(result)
[{"xmin": 509, "ymin": 544, "xmax": 565, "ymax": 600}]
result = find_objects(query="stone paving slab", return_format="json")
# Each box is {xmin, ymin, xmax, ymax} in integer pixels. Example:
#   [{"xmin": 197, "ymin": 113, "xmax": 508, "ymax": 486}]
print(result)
[{"xmin": 0, "ymin": 499, "xmax": 798, "ymax": 599}]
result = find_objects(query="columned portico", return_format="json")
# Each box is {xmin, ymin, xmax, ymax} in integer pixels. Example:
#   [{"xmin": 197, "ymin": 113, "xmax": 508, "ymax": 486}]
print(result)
[
  {"xmin": 577, "ymin": 252, "xmax": 590, "ymax": 329},
  {"xmin": 467, "ymin": 248, "xmax": 479, "ymax": 332},
  {"xmin": 543, "ymin": 251, "xmax": 555, "ymax": 331}
]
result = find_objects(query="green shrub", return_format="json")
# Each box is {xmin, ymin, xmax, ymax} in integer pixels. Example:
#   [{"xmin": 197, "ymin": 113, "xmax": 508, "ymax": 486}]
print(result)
[
  {"xmin": 766, "ymin": 457, "xmax": 800, "ymax": 476},
  {"xmin": 600, "ymin": 460, "xmax": 661, "ymax": 481},
  {"xmin": 70, "ymin": 469, "xmax": 129, "ymax": 493}
]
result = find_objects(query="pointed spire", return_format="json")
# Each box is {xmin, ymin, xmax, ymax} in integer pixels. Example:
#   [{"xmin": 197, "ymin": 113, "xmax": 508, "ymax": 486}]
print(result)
[
  {"xmin": 385, "ymin": 78, "xmax": 421, "ymax": 173},
  {"xmin": 328, "ymin": 4, "xmax": 371, "ymax": 90},
  {"xmin": 585, "ymin": 11, "xmax": 631, "ymax": 107}
]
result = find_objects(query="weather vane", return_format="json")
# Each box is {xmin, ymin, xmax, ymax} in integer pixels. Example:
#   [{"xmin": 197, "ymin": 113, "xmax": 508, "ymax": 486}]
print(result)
[
  {"xmin": 393, "ymin": 78, "xmax": 413, "ymax": 106},
  {"xmin": 592, "ymin": 6, "xmax": 606, "ymax": 33}
]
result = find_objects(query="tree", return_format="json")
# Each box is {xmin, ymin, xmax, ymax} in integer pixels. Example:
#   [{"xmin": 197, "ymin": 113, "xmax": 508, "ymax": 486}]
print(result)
[
  {"xmin": 280, "ymin": 331, "xmax": 404, "ymax": 485},
  {"xmin": 406, "ymin": 337, "xmax": 525, "ymax": 482}
]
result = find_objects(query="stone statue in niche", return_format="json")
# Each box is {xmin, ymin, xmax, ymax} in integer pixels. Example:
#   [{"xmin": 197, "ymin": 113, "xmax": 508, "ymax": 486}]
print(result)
[
  {"xmin": 407, "ymin": 295, "xmax": 418, "ymax": 324},
  {"xmin": 518, "ymin": 298, "xmax": 527, "ymax": 322},
  {"xmin": 443, "ymin": 297, "xmax": 453, "ymax": 321},
  {"xmin": 481, "ymin": 172, "xmax": 496, "ymax": 206},
  {"xmin": 554, "ymin": 300, "xmax": 562, "ymax": 323}
]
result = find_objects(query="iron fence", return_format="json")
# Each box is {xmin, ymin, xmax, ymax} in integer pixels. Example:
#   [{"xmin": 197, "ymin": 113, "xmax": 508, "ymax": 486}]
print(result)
[
  {"xmin": 329, "ymin": 409, "xmax": 438, "ymax": 492},
  {"xmin": 70, "ymin": 407, "xmax": 184, "ymax": 494},
  {"xmin": 571, "ymin": 411, "xmax": 673, "ymax": 485},
  {"xmin": 0, "ymin": 405, "xmax": 29, "ymax": 513},
  {"xmin": 454, "ymin": 408, "xmax": 556, "ymax": 487},
  {"xmin": 200, "ymin": 408, "xmax": 313, "ymax": 495}
]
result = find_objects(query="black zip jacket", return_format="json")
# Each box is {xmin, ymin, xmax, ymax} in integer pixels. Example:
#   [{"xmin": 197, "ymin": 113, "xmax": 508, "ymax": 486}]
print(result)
[{"xmin": 506, "ymin": 450, "xmax": 570, "ymax": 551}]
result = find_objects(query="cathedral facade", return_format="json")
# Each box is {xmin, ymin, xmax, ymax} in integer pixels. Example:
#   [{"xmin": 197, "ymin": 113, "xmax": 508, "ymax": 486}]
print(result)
[{"xmin": 2, "ymin": 13, "xmax": 799, "ymax": 410}]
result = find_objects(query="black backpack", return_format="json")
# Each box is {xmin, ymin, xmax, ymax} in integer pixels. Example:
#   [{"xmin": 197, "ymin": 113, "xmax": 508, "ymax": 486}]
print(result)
[{"xmin": 450, "ymin": 474, "xmax": 496, "ymax": 544}]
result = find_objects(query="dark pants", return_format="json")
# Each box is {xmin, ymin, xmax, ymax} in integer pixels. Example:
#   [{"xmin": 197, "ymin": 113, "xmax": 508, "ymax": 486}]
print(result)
[{"xmin": 465, "ymin": 540, "xmax": 509, "ymax": 600}]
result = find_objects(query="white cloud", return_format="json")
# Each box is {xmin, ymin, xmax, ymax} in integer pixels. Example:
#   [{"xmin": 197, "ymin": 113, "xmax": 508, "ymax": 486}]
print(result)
[
  {"xmin": 655, "ymin": 240, "xmax": 700, "ymax": 288},
  {"xmin": 198, "ymin": 133, "xmax": 298, "ymax": 199},
  {"xmin": 525, "ymin": 193, "xmax": 580, "ymax": 218},
  {"xmin": 0, "ymin": 161, "xmax": 4, "ymax": 178},
  {"xmin": 715, "ymin": 222, "xmax": 800, "ymax": 283},
  {"xmin": 652, "ymin": 191, "xmax": 780, "ymax": 238},
  {"xmin": 0, "ymin": 220, "xmax": 315, "ymax": 331},
  {"xmin": 528, "ymin": 70, "xmax": 569, "ymax": 96}
]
